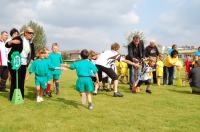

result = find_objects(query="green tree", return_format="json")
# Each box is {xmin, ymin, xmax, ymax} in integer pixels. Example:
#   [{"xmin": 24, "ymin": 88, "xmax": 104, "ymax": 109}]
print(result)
[
  {"xmin": 123, "ymin": 30, "xmax": 146, "ymax": 48},
  {"xmin": 21, "ymin": 20, "xmax": 47, "ymax": 52},
  {"xmin": 126, "ymin": 30, "xmax": 145, "ymax": 44}
]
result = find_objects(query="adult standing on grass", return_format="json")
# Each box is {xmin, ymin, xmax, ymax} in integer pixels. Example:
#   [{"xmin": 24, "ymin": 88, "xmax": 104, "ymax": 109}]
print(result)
[
  {"xmin": 6, "ymin": 27, "xmax": 35, "ymax": 100},
  {"xmin": 0, "ymin": 31, "xmax": 9, "ymax": 92},
  {"xmin": 95, "ymin": 43, "xmax": 139, "ymax": 97},
  {"xmin": 163, "ymin": 50, "xmax": 180, "ymax": 86},
  {"xmin": 145, "ymin": 40, "xmax": 159, "ymax": 84},
  {"xmin": 127, "ymin": 35, "xmax": 145, "ymax": 90},
  {"xmin": 188, "ymin": 60, "xmax": 200, "ymax": 94}
]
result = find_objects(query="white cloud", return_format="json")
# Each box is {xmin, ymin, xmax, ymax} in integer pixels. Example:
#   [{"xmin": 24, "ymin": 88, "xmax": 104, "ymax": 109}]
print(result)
[{"xmin": 121, "ymin": 12, "xmax": 140, "ymax": 24}]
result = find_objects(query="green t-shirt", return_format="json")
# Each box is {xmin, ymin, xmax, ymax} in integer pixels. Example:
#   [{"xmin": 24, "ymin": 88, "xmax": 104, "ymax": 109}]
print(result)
[
  {"xmin": 29, "ymin": 59, "xmax": 49, "ymax": 76},
  {"xmin": 70, "ymin": 59, "xmax": 98, "ymax": 77},
  {"xmin": 49, "ymin": 52, "xmax": 63, "ymax": 74}
]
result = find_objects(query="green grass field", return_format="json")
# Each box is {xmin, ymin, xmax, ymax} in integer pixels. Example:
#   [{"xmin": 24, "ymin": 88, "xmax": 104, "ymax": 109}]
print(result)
[{"xmin": 0, "ymin": 69, "xmax": 199, "ymax": 132}]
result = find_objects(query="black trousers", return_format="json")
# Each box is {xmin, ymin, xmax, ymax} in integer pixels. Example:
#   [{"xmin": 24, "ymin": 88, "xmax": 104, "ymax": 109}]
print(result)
[
  {"xmin": 96, "ymin": 65, "xmax": 118, "ymax": 82},
  {"xmin": 8, "ymin": 63, "xmax": 27, "ymax": 100},
  {"xmin": 152, "ymin": 71, "xmax": 157, "ymax": 84},
  {"xmin": 0, "ymin": 66, "xmax": 9, "ymax": 90},
  {"xmin": 163, "ymin": 66, "xmax": 174, "ymax": 85}
]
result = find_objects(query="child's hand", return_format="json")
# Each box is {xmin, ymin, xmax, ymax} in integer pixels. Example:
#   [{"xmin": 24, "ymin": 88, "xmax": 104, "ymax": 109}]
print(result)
[
  {"xmin": 61, "ymin": 63, "xmax": 67, "ymax": 67},
  {"xmin": 61, "ymin": 67, "xmax": 67, "ymax": 71}
]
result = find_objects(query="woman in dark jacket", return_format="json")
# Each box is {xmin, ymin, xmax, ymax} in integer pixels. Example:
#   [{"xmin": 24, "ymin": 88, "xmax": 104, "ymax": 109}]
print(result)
[{"xmin": 6, "ymin": 27, "xmax": 35, "ymax": 100}]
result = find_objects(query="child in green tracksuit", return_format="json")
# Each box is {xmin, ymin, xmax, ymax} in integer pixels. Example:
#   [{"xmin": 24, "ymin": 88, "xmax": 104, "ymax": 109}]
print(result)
[
  {"xmin": 29, "ymin": 48, "xmax": 65, "ymax": 103},
  {"xmin": 44, "ymin": 48, "xmax": 53, "ymax": 97},
  {"xmin": 67, "ymin": 49, "xmax": 99, "ymax": 110},
  {"xmin": 48, "ymin": 43, "xmax": 64, "ymax": 94}
]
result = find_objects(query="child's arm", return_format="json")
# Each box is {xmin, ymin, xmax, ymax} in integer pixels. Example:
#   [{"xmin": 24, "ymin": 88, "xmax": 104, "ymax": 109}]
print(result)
[
  {"xmin": 94, "ymin": 73, "xmax": 99, "ymax": 84},
  {"xmin": 54, "ymin": 66, "xmax": 67, "ymax": 70},
  {"xmin": 122, "ymin": 59, "xmax": 140, "ymax": 68}
]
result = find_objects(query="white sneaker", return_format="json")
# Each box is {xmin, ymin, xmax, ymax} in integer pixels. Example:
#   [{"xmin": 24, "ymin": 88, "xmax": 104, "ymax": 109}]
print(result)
[
  {"xmin": 36, "ymin": 96, "xmax": 41, "ymax": 103},
  {"xmin": 40, "ymin": 97, "xmax": 44, "ymax": 102}
]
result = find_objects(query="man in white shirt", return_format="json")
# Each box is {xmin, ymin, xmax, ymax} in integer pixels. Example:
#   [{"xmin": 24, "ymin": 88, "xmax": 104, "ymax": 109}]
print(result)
[{"xmin": 0, "ymin": 31, "xmax": 8, "ymax": 92}]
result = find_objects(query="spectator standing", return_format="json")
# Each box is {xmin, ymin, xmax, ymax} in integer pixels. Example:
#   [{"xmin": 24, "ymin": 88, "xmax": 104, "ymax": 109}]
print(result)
[
  {"xmin": 0, "ymin": 31, "xmax": 9, "ymax": 92},
  {"xmin": 6, "ymin": 27, "xmax": 35, "ymax": 100},
  {"xmin": 127, "ymin": 35, "xmax": 145, "ymax": 90},
  {"xmin": 163, "ymin": 50, "xmax": 180, "ymax": 86},
  {"xmin": 145, "ymin": 40, "xmax": 159, "ymax": 84}
]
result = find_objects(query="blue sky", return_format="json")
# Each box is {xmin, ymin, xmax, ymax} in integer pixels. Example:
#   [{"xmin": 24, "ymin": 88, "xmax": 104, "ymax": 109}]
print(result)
[{"xmin": 0, "ymin": 0, "xmax": 199, "ymax": 53}]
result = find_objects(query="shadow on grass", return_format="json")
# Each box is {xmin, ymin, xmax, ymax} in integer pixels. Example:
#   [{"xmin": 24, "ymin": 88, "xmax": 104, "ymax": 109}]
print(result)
[
  {"xmin": 24, "ymin": 86, "xmax": 36, "ymax": 101},
  {"xmin": 0, "ymin": 91, "xmax": 9, "ymax": 100},
  {"xmin": 167, "ymin": 88, "xmax": 192, "ymax": 94},
  {"xmin": 53, "ymin": 97, "xmax": 82, "ymax": 109}
]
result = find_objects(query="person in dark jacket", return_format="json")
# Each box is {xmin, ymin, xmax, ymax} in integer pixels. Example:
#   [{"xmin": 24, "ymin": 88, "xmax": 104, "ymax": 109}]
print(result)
[
  {"xmin": 127, "ymin": 35, "xmax": 145, "ymax": 91},
  {"xmin": 145, "ymin": 40, "xmax": 159, "ymax": 84},
  {"xmin": 6, "ymin": 27, "xmax": 35, "ymax": 100},
  {"xmin": 188, "ymin": 60, "xmax": 200, "ymax": 94}
]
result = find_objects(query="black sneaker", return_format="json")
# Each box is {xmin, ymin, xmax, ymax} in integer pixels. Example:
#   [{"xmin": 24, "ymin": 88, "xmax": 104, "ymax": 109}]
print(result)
[
  {"xmin": 113, "ymin": 92, "xmax": 123, "ymax": 97},
  {"xmin": 47, "ymin": 92, "xmax": 52, "ymax": 97},
  {"xmin": 93, "ymin": 92, "xmax": 97, "ymax": 96},
  {"xmin": 146, "ymin": 89, "xmax": 152, "ymax": 94},
  {"xmin": 88, "ymin": 103, "xmax": 93, "ymax": 110}
]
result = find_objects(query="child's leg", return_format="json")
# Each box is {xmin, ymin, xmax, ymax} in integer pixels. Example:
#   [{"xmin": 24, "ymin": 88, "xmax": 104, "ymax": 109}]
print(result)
[
  {"xmin": 86, "ymin": 92, "xmax": 92, "ymax": 103},
  {"xmin": 86, "ymin": 92, "xmax": 93, "ymax": 110},
  {"xmin": 40, "ymin": 88, "xmax": 44, "ymax": 97},
  {"xmin": 54, "ymin": 79, "xmax": 60, "ymax": 94},
  {"xmin": 93, "ymin": 82, "xmax": 99, "ymax": 94},
  {"xmin": 81, "ymin": 92, "xmax": 86, "ymax": 105},
  {"xmin": 39, "ymin": 88, "xmax": 44, "ymax": 101},
  {"xmin": 157, "ymin": 77, "xmax": 161, "ymax": 86},
  {"xmin": 46, "ymin": 81, "xmax": 51, "ymax": 93},
  {"xmin": 146, "ymin": 84, "xmax": 152, "ymax": 94},
  {"xmin": 113, "ymin": 80, "xmax": 118, "ymax": 93},
  {"xmin": 36, "ymin": 86, "xmax": 41, "ymax": 102},
  {"xmin": 136, "ymin": 86, "xmax": 140, "ymax": 93}
]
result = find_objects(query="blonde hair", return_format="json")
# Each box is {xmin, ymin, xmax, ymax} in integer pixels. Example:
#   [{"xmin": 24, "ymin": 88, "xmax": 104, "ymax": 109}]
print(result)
[
  {"xmin": 52, "ymin": 42, "xmax": 59, "ymax": 48},
  {"xmin": 36, "ymin": 48, "xmax": 46, "ymax": 58},
  {"xmin": 89, "ymin": 50, "xmax": 97, "ymax": 58}
]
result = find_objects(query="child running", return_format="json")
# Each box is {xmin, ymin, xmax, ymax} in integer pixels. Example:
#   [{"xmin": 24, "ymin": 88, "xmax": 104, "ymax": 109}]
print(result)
[
  {"xmin": 66, "ymin": 49, "xmax": 99, "ymax": 110},
  {"xmin": 29, "ymin": 48, "xmax": 65, "ymax": 102},
  {"xmin": 135, "ymin": 58, "xmax": 156, "ymax": 94},
  {"xmin": 48, "ymin": 43, "xmax": 64, "ymax": 95},
  {"xmin": 44, "ymin": 48, "xmax": 53, "ymax": 97}
]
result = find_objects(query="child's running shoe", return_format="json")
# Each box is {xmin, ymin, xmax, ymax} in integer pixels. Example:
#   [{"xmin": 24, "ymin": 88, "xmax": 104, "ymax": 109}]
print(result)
[
  {"xmin": 146, "ymin": 89, "xmax": 152, "ymax": 94},
  {"xmin": 47, "ymin": 92, "xmax": 52, "ymax": 97},
  {"xmin": 113, "ymin": 92, "xmax": 123, "ymax": 97},
  {"xmin": 88, "ymin": 103, "xmax": 93, "ymax": 110},
  {"xmin": 36, "ymin": 96, "xmax": 41, "ymax": 103}
]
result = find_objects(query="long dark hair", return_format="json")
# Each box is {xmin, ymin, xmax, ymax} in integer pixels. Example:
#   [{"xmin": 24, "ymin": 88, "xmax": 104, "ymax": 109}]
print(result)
[{"xmin": 170, "ymin": 50, "xmax": 178, "ymax": 58}]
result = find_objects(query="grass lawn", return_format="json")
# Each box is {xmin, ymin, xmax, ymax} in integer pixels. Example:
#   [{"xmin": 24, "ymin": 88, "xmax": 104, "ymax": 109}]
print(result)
[{"xmin": 0, "ymin": 69, "xmax": 199, "ymax": 132}]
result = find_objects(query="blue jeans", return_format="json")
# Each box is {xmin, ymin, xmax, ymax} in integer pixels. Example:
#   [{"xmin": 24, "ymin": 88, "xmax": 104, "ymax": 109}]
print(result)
[
  {"xmin": 163, "ymin": 66, "xmax": 174, "ymax": 85},
  {"xmin": 129, "ymin": 66, "xmax": 139, "ymax": 89}
]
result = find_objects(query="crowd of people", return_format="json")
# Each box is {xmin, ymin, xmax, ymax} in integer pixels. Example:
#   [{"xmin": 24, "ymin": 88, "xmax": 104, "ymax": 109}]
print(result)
[{"xmin": 0, "ymin": 27, "xmax": 200, "ymax": 110}]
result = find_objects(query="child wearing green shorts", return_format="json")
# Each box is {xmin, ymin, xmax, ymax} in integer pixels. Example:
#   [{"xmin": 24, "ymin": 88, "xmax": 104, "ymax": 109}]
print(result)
[
  {"xmin": 48, "ymin": 43, "xmax": 64, "ymax": 94},
  {"xmin": 29, "ymin": 48, "xmax": 65, "ymax": 103},
  {"xmin": 67, "ymin": 49, "xmax": 99, "ymax": 110}
]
